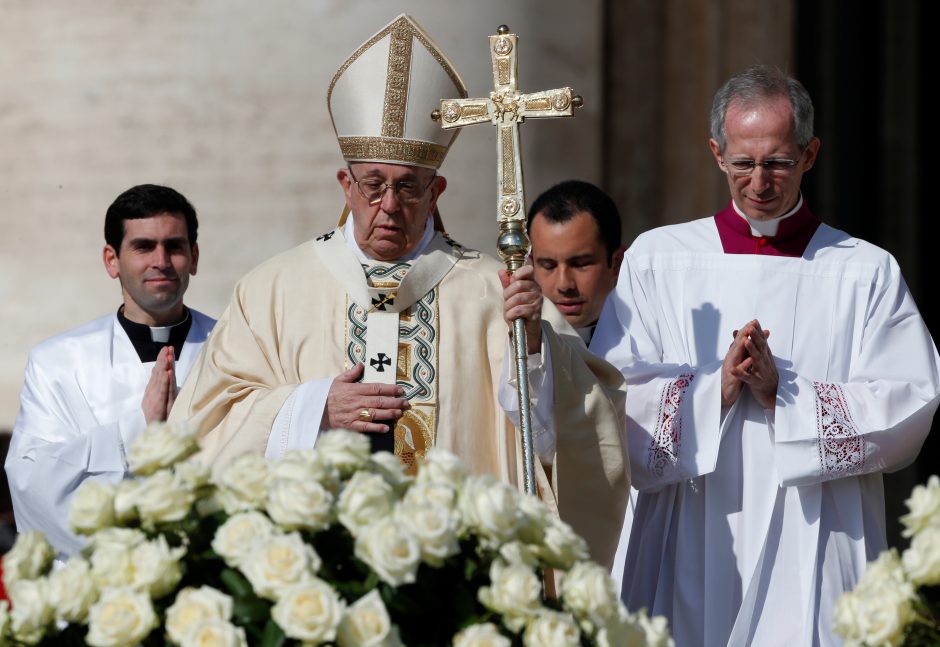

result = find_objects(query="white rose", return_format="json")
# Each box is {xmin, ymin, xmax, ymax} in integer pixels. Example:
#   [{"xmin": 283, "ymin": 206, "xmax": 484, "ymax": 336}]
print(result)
[
  {"xmin": 478, "ymin": 560, "xmax": 543, "ymax": 632},
  {"xmin": 523, "ymin": 610, "xmax": 581, "ymax": 647},
  {"xmin": 560, "ymin": 561, "xmax": 621, "ymax": 632},
  {"xmin": 179, "ymin": 619, "xmax": 248, "ymax": 647},
  {"xmin": 272, "ymin": 449, "xmax": 341, "ymax": 492},
  {"xmin": 417, "ymin": 447, "xmax": 467, "ymax": 489},
  {"xmin": 211, "ymin": 511, "xmax": 277, "ymax": 568},
  {"xmin": 354, "ymin": 515, "xmax": 422, "ymax": 586},
  {"xmin": 47, "ymin": 557, "xmax": 97, "ymax": 623},
  {"xmin": 337, "ymin": 590, "xmax": 403, "ymax": 647},
  {"xmin": 396, "ymin": 500, "xmax": 459, "ymax": 566},
  {"xmin": 86, "ymin": 588, "xmax": 158, "ymax": 647},
  {"xmin": 2, "ymin": 530, "xmax": 53, "ymax": 588},
  {"xmin": 452, "ymin": 622, "xmax": 511, "ymax": 647},
  {"xmin": 174, "ymin": 457, "xmax": 212, "ymax": 490},
  {"xmin": 215, "ymin": 453, "xmax": 271, "ymax": 513},
  {"xmin": 499, "ymin": 541, "xmax": 541, "ymax": 568},
  {"xmin": 368, "ymin": 452, "xmax": 413, "ymax": 490},
  {"xmin": 595, "ymin": 605, "xmax": 649, "ymax": 647},
  {"xmin": 402, "ymin": 480, "xmax": 457, "ymax": 509},
  {"xmin": 241, "ymin": 532, "xmax": 320, "ymax": 601},
  {"xmin": 89, "ymin": 527, "xmax": 147, "ymax": 552},
  {"xmin": 69, "ymin": 479, "xmax": 116, "ymax": 535},
  {"xmin": 271, "ymin": 579, "xmax": 346, "ymax": 644},
  {"xmin": 166, "ymin": 586, "xmax": 234, "ymax": 645},
  {"xmin": 266, "ymin": 478, "xmax": 334, "ymax": 531},
  {"xmin": 113, "ymin": 478, "xmax": 142, "ymax": 524},
  {"xmin": 903, "ymin": 526, "xmax": 940, "ymax": 586},
  {"xmin": 130, "ymin": 535, "xmax": 186, "ymax": 599},
  {"xmin": 127, "ymin": 420, "xmax": 199, "ymax": 476},
  {"xmin": 901, "ymin": 475, "xmax": 940, "ymax": 537},
  {"xmin": 8, "ymin": 579, "xmax": 53, "ymax": 645},
  {"xmin": 90, "ymin": 543, "xmax": 135, "ymax": 589},
  {"xmin": 516, "ymin": 493, "xmax": 551, "ymax": 544},
  {"xmin": 316, "ymin": 429, "xmax": 372, "ymax": 477},
  {"xmin": 851, "ymin": 585, "xmax": 912, "ymax": 647},
  {"xmin": 459, "ymin": 475, "xmax": 525, "ymax": 545},
  {"xmin": 538, "ymin": 517, "xmax": 589, "ymax": 570},
  {"xmin": 636, "ymin": 611, "xmax": 675, "ymax": 647},
  {"xmin": 134, "ymin": 469, "xmax": 197, "ymax": 527},
  {"xmin": 337, "ymin": 471, "xmax": 395, "ymax": 536}
]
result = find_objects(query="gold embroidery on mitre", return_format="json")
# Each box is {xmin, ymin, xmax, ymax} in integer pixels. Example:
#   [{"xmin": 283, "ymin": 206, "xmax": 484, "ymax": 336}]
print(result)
[
  {"xmin": 339, "ymin": 137, "xmax": 448, "ymax": 168},
  {"xmin": 382, "ymin": 22, "xmax": 412, "ymax": 138}
]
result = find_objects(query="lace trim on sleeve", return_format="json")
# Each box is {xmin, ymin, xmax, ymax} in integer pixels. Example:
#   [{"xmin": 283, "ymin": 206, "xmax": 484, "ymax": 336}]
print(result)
[
  {"xmin": 648, "ymin": 373, "xmax": 695, "ymax": 476},
  {"xmin": 813, "ymin": 381, "xmax": 866, "ymax": 474}
]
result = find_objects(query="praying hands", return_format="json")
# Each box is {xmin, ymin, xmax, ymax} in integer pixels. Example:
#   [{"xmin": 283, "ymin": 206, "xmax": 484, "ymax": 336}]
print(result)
[{"xmin": 721, "ymin": 319, "xmax": 779, "ymax": 410}]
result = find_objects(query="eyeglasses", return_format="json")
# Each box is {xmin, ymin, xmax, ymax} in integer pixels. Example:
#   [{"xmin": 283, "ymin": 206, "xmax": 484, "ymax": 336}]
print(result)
[
  {"xmin": 721, "ymin": 155, "xmax": 802, "ymax": 178},
  {"xmin": 347, "ymin": 167, "xmax": 437, "ymax": 205}
]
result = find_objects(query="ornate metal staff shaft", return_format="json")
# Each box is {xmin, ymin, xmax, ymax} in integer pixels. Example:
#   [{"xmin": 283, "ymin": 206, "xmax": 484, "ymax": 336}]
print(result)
[{"xmin": 433, "ymin": 25, "xmax": 583, "ymax": 495}]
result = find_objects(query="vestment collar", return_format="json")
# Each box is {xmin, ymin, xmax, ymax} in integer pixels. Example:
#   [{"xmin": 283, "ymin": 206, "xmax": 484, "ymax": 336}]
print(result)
[{"xmin": 715, "ymin": 197, "xmax": 820, "ymax": 257}]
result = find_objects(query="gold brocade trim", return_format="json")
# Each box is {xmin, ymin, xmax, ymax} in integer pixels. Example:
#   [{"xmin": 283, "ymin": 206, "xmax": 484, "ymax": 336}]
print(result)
[
  {"xmin": 382, "ymin": 23, "xmax": 412, "ymax": 138},
  {"xmin": 461, "ymin": 103, "xmax": 489, "ymax": 119},
  {"xmin": 500, "ymin": 127, "xmax": 516, "ymax": 194},
  {"xmin": 395, "ymin": 405, "xmax": 436, "ymax": 475},
  {"xmin": 396, "ymin": 341, "xmax": 411, "ymax": 381},
  {"xmin": 525, "ymin": 97, "xmax": 551, "ymax": 111},
  {"xmin": 496, "ymin": 57, "xmax": 511, "ymax": 86},
  {"xmin": 339, "ymin": 137, "xmax": 448, "ymax": 169}
]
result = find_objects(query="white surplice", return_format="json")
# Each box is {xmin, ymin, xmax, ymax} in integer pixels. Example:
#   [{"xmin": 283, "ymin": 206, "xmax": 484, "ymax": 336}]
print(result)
[
  {"xmin": 5, "ymin": 310, "xmax": 215, "ymax": 555},
  {"xmin": 592, "ymin": 216, "xmax": 940, "ymax": 646}
]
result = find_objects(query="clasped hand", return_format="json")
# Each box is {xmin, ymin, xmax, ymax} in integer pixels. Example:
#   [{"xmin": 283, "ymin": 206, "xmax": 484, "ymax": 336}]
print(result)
[
  {"xmin": 721, "ymin": 319, "xmax": 779, "ymax": 410},
  {"xmin": 500, "ymin": 264, "xmax": 543, "ymax": 355},
  {"xmin": 321, "ymin": 363, "xmax": 409, "ymax": 433}
]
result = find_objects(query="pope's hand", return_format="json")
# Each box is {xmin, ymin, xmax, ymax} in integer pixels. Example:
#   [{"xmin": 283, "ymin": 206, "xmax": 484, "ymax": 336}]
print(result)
[
  {"xmin": 500, "ymin": 264, "xmax": 542, "ymax": 355},
  {"xmin": 321, "ymin": 363, "xmax": 410, "ymax": 433},
  {"xmin": 141, "ymin": 346, "xmax": 177, "ymax": 424}
]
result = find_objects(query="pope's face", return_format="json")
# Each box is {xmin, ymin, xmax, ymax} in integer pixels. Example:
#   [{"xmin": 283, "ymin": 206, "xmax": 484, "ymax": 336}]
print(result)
[
  {"xmin": 103, "ymin": 213, "xmax": 198, "ymax": 326},
  {"xmin": 338, "ymin": 162, "xmax": 446, "ymax": 261},
  {"xmin": 530, "ymin": 211, "xmax": 623, "ymax": 330},
  {"xmin": 709, "ymin": 96, "xmax": 820, "ymax": 221}
]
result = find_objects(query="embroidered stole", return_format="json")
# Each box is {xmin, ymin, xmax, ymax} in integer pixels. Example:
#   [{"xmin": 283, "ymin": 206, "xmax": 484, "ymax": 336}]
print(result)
[{"xmin": 313, "ymin": 228, "xmax": 460, "ymax": 473}]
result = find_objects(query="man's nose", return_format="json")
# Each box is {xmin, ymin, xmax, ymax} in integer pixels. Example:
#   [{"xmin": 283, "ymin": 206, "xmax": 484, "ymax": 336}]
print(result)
[
  {"xmin": 749, "ymin": 165, "xmax": 772, "ymax": 192},
  {"xmin": 152, "ymin": 246, "xmax": 172, "ymax": 268},
  {"xmin": 557, "ymin": 266, "xmax": 577, "ymax": 292},
  {"xmin": 379, "ymin": 185, "xmax": 401, "ymax": 212}
]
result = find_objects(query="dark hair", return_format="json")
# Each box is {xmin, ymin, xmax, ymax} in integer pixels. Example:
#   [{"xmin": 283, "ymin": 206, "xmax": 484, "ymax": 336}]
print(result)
[
  {"xmin": 710, "ymin": 65, "xmax": 815, "ymax": 152},
  {"xmin": 104, "ymin": 184, "xmax": 198, "ymax": 253},
  {"xmin": 527, "ymin": 180, "xmax": 622, "ymax": 264}
]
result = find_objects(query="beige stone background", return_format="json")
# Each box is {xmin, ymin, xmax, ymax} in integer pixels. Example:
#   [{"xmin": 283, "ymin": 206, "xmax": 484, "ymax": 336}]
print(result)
[{"xmin": 0, "ymin": 1, "xmax": 604, "ymax": 426}]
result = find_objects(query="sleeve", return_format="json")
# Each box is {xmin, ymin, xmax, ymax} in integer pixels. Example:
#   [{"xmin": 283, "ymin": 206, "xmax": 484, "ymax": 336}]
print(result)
[
  {"xmin": 4, "ymin": 355, "xmax": 142, "ymax": 556},
  {"xmin": 590, "ymin": 253, "xmax": 728, "ymax": 492},
  {"xmin": 170, "ymin": 278, "xmax": 303, "ymax": 473},
  {"xmin": 265, "ymin": 378, "xmax": 333, "ymax": 459},
  {"xmin": 497, "ymin": 332, "xmax": 556, "ymax": 465},
  {"xmin": 771, "ymin": 261, "xmax": 940, "ymax": 486}
]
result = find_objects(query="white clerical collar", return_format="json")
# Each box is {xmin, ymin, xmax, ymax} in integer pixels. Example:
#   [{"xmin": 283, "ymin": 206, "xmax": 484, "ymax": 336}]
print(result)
[
  {"xmin": 343, "ymin": 215, "xmax": 435, "ymax": 263},
  {"xmin": 732, "ymin": 194, "xmax": 803, "ymax": 237}
]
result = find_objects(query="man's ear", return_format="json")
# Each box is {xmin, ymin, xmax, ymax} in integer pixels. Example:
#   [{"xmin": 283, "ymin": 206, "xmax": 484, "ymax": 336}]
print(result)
[
  {"xmin": 427, "ymin": 175, "xmax": 447, "ymax": 213},
  {"xmin": 189, "ymin": 243, "xmax": 199, "ymax": 276},
  {"xmin": 611, "ymin": 244, "xmax": 626, "ymax": 278},
  {"xmin": 708, "ymin": 138, "xmax": 725, "ymax": 169},
  {"xmin": 802, "ymin": 137, "xmax": 821, "ymax": 172},
  {"xmin": 103, "ymin": 245, "xmax": 120, "ymax": 279}
]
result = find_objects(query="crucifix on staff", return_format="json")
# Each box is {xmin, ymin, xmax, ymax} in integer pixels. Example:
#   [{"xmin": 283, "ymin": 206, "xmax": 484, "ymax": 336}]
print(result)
[{"xmin": 433, "ymin": 24, "xmax": 583, "ymax": 496}]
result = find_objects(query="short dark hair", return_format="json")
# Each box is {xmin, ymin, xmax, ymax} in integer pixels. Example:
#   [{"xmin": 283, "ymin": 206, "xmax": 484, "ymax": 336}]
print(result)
[
  {"xmin": 710, "ymin": 65, "xmax": 815, "ymax": 152},
  {"xmin": 104, "ymin": 184, "xmax": 198, "ymax": 253},
  {"xmin": 527, "ymin": 180, "xmax": 622, "ymax": 263}
]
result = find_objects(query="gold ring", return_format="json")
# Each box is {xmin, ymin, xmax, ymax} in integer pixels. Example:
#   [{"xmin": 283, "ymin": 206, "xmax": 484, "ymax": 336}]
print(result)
[{"xmin": 358, "ymin": 408, "xmax": 373, "ymax": 422}]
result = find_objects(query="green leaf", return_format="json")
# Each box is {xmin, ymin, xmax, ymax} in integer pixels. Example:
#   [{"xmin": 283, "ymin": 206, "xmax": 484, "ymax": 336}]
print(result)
[
  {"xmin": 220, "ymin": 567, "xmax": 254, "ymax": 598},
  {"xmin": 233, "ymin": 596, "xmax": 272, "ymax": 625},
  {"xmin": 260, "ymin": 620, "xmax": 287, "ymax": 647}
]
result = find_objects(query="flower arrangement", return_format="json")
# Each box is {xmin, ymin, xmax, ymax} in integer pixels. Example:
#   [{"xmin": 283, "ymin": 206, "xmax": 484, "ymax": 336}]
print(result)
[
  {"xmin": 0, "ymin": 424, "xmax": 672, "ymax": 647},
  {"xmin": 834, "ymin": 475, "xmax": 940, "ymax": 646}
]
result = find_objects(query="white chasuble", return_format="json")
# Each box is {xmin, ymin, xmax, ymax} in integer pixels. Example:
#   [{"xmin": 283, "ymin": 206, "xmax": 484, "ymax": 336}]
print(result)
[
  {"xmin": 6, "ymin": 310, "xmax": 215, "ymax": 555},
  {"xmin": 593, "ymin": 216, "xmax": 940, "ymax": 646},
  {"xmin": 173, "ymin": 227, "xmax": 629, "ymax": 568}
]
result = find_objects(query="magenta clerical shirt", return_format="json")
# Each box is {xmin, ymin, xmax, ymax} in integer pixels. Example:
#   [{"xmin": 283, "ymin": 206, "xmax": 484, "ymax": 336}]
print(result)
[{"xmin": 714, "ymin": 200, "xmax": 821, "ymax": 257}]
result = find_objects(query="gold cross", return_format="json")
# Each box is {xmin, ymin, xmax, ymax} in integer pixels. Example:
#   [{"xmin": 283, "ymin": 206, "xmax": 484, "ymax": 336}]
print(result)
[
  {"xmin": 432, "ymin": 24, "xmax": 583, "ymax": 497},
  {"xmin": 432, "ymin": 24, "xmax": 583, "ymax": 270}
]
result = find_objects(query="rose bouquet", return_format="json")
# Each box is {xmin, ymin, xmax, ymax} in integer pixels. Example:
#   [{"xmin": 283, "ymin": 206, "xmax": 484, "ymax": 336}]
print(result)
[
  {"xmin": 0, "ymin": 424, "xmax": 672, "ymax": 646},
  {"xmin": 834, "ymin": 475, "xmax": 940, "ymax": 646}
]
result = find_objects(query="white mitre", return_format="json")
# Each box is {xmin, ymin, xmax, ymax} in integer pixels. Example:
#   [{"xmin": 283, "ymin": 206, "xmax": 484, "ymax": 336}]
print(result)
[{"xmin": 327, "ymin": 14, "xmax": 468, "ymax": 170}]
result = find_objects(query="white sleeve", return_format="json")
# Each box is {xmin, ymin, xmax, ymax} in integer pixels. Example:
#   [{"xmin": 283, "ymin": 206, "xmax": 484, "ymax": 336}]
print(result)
[
  {"xmin": 4, "ymin": 356, "xmax": 145, "ymax": 556},
  {"xmin": 591, "ymin": 255, "xmax": 727, "ymax": 491},
  {"xmin": 771, "ymin": 263, "xmax": 940, "ymax": 486},
  {"xmin": 498, "ymin": 329, "xmax": 556, "ymax": 465},
  {"xmin": 264, "ymin": 378, "xmax": 333, "ymax": 459}
]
